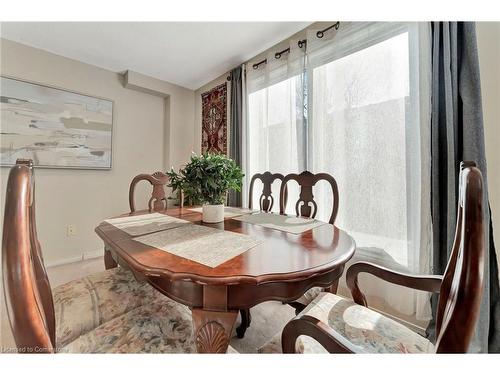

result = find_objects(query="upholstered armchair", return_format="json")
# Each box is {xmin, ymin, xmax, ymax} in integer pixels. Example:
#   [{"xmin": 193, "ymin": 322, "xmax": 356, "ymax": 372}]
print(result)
[
  {"xmin": 259, "ymin": 162, "xmax": 485, "ymax": 354},
  {"xmin": 2, "ymin": 160, "xmax": 196, "ymax": 353}
]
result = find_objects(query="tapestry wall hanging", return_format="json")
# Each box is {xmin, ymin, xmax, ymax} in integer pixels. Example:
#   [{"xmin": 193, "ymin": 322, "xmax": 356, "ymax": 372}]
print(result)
[
  {"xmin": 0, "ymin": 76, "xmax": 113, "ymax": 169},
  {"xmin": 201, "ymin": 82, "xmax": 227, "ymax": 154}
]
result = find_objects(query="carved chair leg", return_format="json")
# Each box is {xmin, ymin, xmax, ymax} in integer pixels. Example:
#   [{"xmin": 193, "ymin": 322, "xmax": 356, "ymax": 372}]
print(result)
[
  {"xmin": 104, "ymin": 248, "xmax": 117, "ymax": 270},
  {"xmin": 236, "ymin": 309, "xmax": 251, "ymax": 339},
  {"xmin": 288, "ymin": 301, "xmax": 307, "ymax": 315},
  {"xmin": 192, "ymin": 309, "xmax": 238, "ymax": 353}
]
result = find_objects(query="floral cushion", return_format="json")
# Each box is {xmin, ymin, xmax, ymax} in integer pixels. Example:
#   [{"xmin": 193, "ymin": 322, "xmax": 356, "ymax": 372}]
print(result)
[
  {"xmin": 259, "ymin": 293, "xmax": 434, "ymax": 354},
  {"xmin": 53, "ymin": 266, "xmax": 161, "ymax": 347},
  {"xmin": 61, "ymin": 298, "xmax": 238, "ymax": 354},
  {"xmin": 60, "ymin": 297, "xmax": 194, "ymax": 353},
  {"xmin": 293, "ymin": 287, "xmax": 323, "ymax": 306}
]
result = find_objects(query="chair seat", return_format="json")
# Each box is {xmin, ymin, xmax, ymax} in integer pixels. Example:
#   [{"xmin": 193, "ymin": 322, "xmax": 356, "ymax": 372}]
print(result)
[
  {"xmin": 60, "ymin": 297, "xmax": 195, "ymax": 353},
  {"xmin": 259, "ymin": 292, "xmax": 434, "ymax": 354},
  {"xmin": 61, "ymin": 297, "xmax": 239, "ymax": 354},
  {"xmin": 54, "ymin": 266, "xmax": 161, "ymax": 347}
]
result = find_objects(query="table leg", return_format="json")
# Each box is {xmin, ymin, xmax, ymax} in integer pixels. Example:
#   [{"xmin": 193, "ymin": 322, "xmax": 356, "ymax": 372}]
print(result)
[
  {"xmin": 192, "ymin": 309, "xmax": 238, "ymax": 353},
  {"xmin": 104, "ymin": 246, "xmax": 117, "ymax": 270},
  {"xmin": 236, "ymin": 309, "xmax": 251, "ymax": 338}
]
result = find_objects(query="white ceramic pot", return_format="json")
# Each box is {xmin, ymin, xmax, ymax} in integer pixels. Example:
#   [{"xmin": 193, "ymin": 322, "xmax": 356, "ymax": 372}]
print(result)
[{"xmin": 202, "ymin": 204, "xmax": 224, "ymax": 223}]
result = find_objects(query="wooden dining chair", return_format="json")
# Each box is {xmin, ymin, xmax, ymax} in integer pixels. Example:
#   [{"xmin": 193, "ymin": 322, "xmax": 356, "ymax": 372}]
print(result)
[
  {"xmin": 279, "ymin": 171, "xmax": 339, "ymax": 224},
  {"xmin": 235, "ymin": 172, "xmax": 288, "ymax": 339},
  {"xmin": 2, "ymin": 160, "xmax": 196, "ymax": 353},
  {"xmin": 259, "ymin": 162, "xmax": 485, "ymax": 354},
  {"xmin": 248, "ymin": 172, "xmax": 287, "ymax": 212},
  {"xmin": 279, "ymin": 171, "xmax": 341, "ymax": 313},
  {"xmin": 129, "ymin": 171, "xmax": 180, "ymax": 213}
]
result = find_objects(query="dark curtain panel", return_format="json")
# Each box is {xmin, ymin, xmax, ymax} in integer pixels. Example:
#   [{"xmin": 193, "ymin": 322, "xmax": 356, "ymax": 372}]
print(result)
[
  {"xmin": 228, "ymin": 66, "xmax": 243, "ymax": 207},
  {"xmin": 428, "ymin": 21, "xmax": 499, "ymax": 353}
]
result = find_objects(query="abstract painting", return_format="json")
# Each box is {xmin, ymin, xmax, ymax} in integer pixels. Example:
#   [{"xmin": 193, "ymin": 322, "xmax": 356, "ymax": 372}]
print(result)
[
  {"xmin": 201, "ymin": 82, "xmax": 227, "ymax": 154},
  {"xmin": 0, "ymin": 77, "xmax": 113, "ymax": 169}
]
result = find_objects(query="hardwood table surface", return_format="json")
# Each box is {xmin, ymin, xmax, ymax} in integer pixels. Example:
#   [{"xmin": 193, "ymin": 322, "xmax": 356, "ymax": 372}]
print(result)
[
  {"xmin": 96, "ymin": 207, "xmax": 356, "ymax": 283},
  {"xmin": 95, "ymin": 207, "xmax": 356, "ymax": 353}
]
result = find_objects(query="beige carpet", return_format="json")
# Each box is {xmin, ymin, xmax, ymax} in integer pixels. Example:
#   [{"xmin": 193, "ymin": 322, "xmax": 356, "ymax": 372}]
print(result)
[{"xmin": 1, "ymin": 257, "xmax": 295, "ymax": 353}]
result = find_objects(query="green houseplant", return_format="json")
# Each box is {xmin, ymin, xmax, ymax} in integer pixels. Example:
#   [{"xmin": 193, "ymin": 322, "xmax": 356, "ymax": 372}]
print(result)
[{"xmin": 167, "ymin": 153, "xmax": 244, "ymax": 222}]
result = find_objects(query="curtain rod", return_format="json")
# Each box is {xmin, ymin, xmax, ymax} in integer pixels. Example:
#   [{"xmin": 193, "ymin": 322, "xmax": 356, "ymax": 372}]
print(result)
[{"xmin": 250, "ymin": 22, "xmax": 340, "ymax": 70}]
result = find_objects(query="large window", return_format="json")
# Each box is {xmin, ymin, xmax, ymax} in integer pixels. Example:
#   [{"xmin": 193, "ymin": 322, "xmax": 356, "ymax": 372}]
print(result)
[
  {"xmin": 245, "ymin": 23, "xmax": 432, "ymax": 320},
  {"xmin": 311, "ymin": 32, "xmax": 412, "ymax": 267}
]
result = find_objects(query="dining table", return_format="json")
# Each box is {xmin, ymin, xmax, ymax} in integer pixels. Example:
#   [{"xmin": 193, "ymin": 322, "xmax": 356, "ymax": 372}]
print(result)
[{"xmin": 95, "ymin": 206, "xmax": 356, "ymax": 353}]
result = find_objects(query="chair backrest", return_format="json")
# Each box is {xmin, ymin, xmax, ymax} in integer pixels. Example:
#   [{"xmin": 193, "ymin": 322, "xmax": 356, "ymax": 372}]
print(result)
[
  {"xmin": 2, "ymin": 159, "xmax": 55, "ymax": 353},
  {"xmin": 248, "ymin": 172, "xmax": 287, "ymax": 212},
  {"xmin": 128, "ymin": 171, "xmax": 171, "ymax": 213},
  {"xmin": 434, "ymin": 162, "xmax": 485, "ymax": 353},
  {"xmin": 279, "ymin": 171, "xmax": 339, "ymax": 224}
]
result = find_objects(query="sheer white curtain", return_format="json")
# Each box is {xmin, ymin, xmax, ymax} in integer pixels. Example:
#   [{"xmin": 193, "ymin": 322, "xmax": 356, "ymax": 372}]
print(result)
[
  {"xmin": 308, "ymin": 22, "xmax": 432, "ymax": 321},
  {"xmin": 245, "ymin": 39, "xmax": 306, "ymax": 212},
  {"xmin": 244, "ymin": 22, "xmax": 432, "ymax": 322}
]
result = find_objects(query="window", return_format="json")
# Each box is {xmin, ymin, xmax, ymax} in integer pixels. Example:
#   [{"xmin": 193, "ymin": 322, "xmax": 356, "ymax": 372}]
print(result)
[
  {"xmin": 311, "ymin": 32, "xmax": 412, "ymax": 267},
  {"xmin": 245, "ymin": 23, "xmax": 431, "ymax": 319},
  {"xmin": 247, "ymin": 74, "xmax": 305, "ymax": 212}
]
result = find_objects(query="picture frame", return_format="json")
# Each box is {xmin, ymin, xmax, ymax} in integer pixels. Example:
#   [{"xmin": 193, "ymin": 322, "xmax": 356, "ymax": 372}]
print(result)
[{"xmin": 0, "ymin": 76, "xmax": 114, "ymax": 169}]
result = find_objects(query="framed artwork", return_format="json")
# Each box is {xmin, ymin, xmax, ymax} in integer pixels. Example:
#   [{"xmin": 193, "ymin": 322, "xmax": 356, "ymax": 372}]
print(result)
[
  {"xmin": 0, "ymin": 76, "xmax": 113, "ymax": 169},
  {"xmin": 201, "ymin": 82, "xmax": 227, "ymax": 154}
]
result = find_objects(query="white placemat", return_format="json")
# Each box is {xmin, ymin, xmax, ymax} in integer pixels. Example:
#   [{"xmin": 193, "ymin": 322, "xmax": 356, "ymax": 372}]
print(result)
[
  {"xmin": 104, "ymin": 213, "xmax": 192, "ymax": 236},
  {"xmin": 133, "ymin": 224, "xmax": 261, "ymax": 268},
  {"xmin": 187, "ymin": 206, "xmax": 257, "ymax": 218},
  {"xmin": 232, "ymin": 212, "xmax": 326, "ymax": 234}
]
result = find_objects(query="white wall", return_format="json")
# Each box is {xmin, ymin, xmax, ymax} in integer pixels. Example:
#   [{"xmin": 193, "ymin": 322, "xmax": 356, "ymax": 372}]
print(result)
[
  {"xmin": 476, "ymin": 22, "xmax": 500, "ymax": 273},
  {"xmin": 0, "ymin": 39, "xmax": 195, "ymax": 266},
  {"xmin": 123, "ymin": 70, "xmax": 196, "ymax": 171}
]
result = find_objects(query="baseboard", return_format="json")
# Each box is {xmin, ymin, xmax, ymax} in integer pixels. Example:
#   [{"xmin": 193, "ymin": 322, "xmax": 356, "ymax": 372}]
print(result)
[
  {"xmin": 83, "ymin": 249, "xmax": 104, "ymax": 260},
  {"xmin": 45, "ymin": 250, "xmax": 103, "ymax": 268}
]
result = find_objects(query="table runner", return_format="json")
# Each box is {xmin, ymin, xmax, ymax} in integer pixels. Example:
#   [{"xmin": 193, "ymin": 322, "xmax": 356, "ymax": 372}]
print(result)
[
  {"xmin": 232, "ymin": 212, "xmax": 326, "ymax": 234},
  {"xmin": 104, "ymin": 212, "xmax": 191, "ymax": 236},
  {"xmin": 133, "ymin": 224, "xmax": 261, "ymax": 268},
  {"xmin": 187, "ymin": 206, "xmax": 257, "ymax": 218}
]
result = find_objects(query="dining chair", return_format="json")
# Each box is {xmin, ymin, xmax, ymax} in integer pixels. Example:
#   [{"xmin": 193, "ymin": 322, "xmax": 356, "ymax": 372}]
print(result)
[
  {"xmin": 248, "ymin": 172, "xmax": 288, "ymax": 212},
  {"xmin": 2, "ymin": 160, "xmax": 196, "ymax": 353},
  {"xmin": 259, "ymin": 162, "xmax": 485, "ymax": 353},
  {"xmin": 279, "ymin": 171, "xmax": 339, "ymax": 224},
  {"xmin": 129, "ymin": 171, "xmax": 181, "ymax": 213},
  {"xmin": 235, "ymin": 172, "xmax": 288, "ymax": 339},
  {"xmin": 279, "ymin": 171, "xmax": 341, "ymax": 313}
]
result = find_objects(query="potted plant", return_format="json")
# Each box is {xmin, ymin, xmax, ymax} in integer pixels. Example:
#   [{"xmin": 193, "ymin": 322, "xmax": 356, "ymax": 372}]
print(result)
[{"xmin": 167, "ymin": 153, "xmax": 244, "ymax": 223}]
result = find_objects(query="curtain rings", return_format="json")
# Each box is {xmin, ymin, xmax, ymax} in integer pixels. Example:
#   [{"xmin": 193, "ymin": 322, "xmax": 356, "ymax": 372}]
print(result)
[
  {"xmin": 274, "ymin": 47, "xmax": 291, "ymax": 60},
  {"xmin": 316, "ymin": 22, "xmax": 340, "ymax": 39}
]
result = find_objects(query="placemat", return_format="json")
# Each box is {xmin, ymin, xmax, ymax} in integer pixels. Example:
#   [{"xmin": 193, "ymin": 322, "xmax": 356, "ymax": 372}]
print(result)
[
  {"xmin": 104, "ymin": 212, "xmax": 192, "ymax": 236},
  {"xmin": 187, "ymin": 206, "xmax": 257, "ymax": 218},
  {"xmin": 232, "ymin": 212, "xmax": 326, "ymax": 234},
  {"xmin": 133, "ymin": 224, "xmax": 261, "ymax": 268}
]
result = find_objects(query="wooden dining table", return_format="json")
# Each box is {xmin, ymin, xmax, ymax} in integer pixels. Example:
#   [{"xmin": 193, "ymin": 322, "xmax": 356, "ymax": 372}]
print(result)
[{"xmin": 95, "ymin": 207, "xmax": 356, "ymax": 353}]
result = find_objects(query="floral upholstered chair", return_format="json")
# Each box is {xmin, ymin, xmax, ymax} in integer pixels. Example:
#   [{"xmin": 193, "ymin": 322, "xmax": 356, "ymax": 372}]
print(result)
[
  {"xmin": 1, "ymin": 160, "xmax": 197, "ymax": 353},
  {"xmin": 259, "ymin": 162, "xmax": 485, "ymax": 354}
]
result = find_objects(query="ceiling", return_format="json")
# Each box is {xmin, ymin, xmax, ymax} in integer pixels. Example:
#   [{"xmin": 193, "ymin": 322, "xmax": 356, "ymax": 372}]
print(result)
[{"xmin": 0, "ymin": 22, "xmax": 311, "ymax": 90}]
